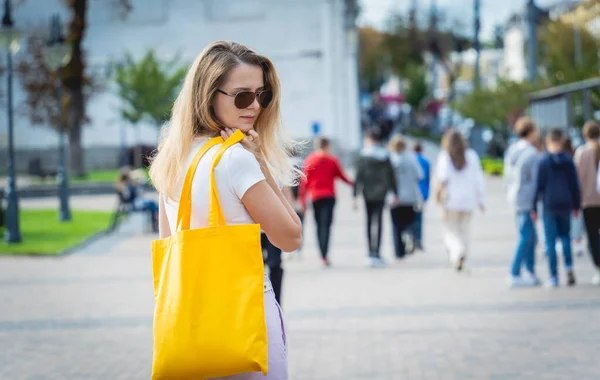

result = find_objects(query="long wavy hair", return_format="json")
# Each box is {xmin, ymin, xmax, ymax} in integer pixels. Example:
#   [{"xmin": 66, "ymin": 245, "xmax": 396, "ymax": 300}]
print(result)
[
  {"xmin": 441, "ymin": 128, "xmax": 467, "ymax": 170},
  {"xmin": 149, "ymin": 41, "xmax": 297, "ymax": 200}
]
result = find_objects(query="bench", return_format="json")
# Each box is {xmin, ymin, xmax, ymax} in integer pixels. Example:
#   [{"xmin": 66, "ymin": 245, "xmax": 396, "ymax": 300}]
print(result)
[
  {"xmin": 28, "ymin": 158, "xmax": 57, "ymax": 180},
  {"xmin": 109, "ymin": 191, "xmax": 153, "ymax": 233}
]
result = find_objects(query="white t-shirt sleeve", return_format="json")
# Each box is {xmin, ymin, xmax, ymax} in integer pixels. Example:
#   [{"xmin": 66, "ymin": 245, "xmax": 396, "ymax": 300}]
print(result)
[{"xmin": 226, "ymin": 146, "xmax": 266, "ymax": 199}]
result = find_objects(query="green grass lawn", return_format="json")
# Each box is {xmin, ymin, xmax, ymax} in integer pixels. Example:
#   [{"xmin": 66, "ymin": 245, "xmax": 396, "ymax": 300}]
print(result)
[
  {"xmin": 31, "ymin": 169, "xmax": 151, "ymax": 186},
  {"xmin": 0, "ymin": 209, "xmax": 113, "ymax": 255},
  {"xmin": 481, "ymin": 157, "xmax": 504, "ymax": 176},
  {"xmin": 71, "ymin": 170, "xmax": 121, "ymax": 184}
]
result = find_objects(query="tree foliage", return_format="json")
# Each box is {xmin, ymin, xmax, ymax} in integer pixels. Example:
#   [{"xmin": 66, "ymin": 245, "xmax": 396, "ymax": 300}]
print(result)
[
  {"xmin": 404, "ymin": 65, "xmax": 428, "ymax": 108},
  {"xmin": 114, "ymin": 49, "xmax": 187, "ymax": 128},
  {"xmin": 358, "ymin": 9, "xmax": 470, "ymax": 103},
  {"xmin": 455, "ymin": 80, "xmax": 543, "ymax": 129},
  {"xmin": 538, "ymin": 20, "xmax": 599, "ymax": 85},
  {"xmin": 15, "ymin": 0, "xmax": 132, "ymax": 176}
]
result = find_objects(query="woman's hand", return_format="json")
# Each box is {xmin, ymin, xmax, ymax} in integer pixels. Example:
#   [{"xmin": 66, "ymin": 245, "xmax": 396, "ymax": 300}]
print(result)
[{"xmin": 220, "ymin": 128, "xmax": 263, "ymax": 162}]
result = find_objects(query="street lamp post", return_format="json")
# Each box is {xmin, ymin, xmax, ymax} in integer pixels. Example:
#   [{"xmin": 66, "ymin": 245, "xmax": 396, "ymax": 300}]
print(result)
[
  {"xmin": 0, "ymin": 0, "xmax": 22, "ymax": 243},
  {"xmin": 42, "ymin": 14, "xmax": 72, "ymax": 222},
  {"xmin": 527, "ymin": 0, "xmax": 538, "ymax": 83},
  {"xmin": 473, "ymin": 0, "xmax": 481, "ymax": 89}
]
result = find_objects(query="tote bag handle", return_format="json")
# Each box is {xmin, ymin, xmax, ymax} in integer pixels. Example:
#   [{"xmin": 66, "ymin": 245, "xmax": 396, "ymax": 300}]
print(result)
[{"xmin": 175, "ymin": 136, "xmax": 223, "ymax": 232}]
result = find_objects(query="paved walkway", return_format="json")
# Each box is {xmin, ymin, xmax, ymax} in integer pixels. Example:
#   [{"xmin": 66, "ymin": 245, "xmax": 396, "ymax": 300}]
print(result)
[{"xmin": 2, "ymin": 142, "xmax": 600, "ymax": 379}]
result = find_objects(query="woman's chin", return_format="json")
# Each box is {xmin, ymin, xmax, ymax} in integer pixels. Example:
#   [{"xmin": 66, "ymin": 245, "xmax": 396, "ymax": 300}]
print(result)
[{"xmin": 235, "ymin": 124, "xmax": 254, "ymax": 133}]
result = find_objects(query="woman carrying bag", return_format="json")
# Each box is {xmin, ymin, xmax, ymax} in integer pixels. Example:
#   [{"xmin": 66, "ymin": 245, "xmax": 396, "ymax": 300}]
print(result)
[{"xmin": 149, "ymin": 41, "xmax": 302, "ymax": 380}]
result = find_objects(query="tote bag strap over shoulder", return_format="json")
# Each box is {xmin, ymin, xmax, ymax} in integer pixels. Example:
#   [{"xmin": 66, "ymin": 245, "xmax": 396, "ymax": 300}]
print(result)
[
  {"xmin": 176, "ymin": 136, "xmax": 223, "ymax": 232},
  {"xmin": 209, "ymin": 129, "xmax": 246, "ymax": 228}
]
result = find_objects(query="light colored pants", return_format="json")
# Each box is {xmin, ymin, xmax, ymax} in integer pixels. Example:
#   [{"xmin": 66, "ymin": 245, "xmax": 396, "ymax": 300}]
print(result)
[
  {"xmin": 442, "ymin": 210, "xmax": 473, "ymax": 264},
  {"xmin": 215, "ymin": 280, "xmax": 288, "ymax": 380}
]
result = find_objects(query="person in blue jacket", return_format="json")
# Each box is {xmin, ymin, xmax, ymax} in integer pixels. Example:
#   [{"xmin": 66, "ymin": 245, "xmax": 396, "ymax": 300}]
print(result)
[
  {"xmin": 411, "ymin": 141, "xmax": 430, "ymax": 251},
  {"xmin": 532, "ymin": 128, "xmax": 581, "ymax": 288}
]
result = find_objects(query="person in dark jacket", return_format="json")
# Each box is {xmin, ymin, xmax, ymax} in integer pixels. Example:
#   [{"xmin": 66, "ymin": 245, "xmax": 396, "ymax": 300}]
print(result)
[
  {"xmin": 532, "ymin": 128, "xmax": 581, "ymax": 287},
  {"xmin": 353, "ymin": 127, "xmax": 398, "ymax": 267}
]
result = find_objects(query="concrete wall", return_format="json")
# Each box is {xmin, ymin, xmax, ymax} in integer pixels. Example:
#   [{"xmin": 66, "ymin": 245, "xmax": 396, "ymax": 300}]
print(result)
[{"xmin": 1, "ymin": 0, "xmax": 361, "ymax": 172}]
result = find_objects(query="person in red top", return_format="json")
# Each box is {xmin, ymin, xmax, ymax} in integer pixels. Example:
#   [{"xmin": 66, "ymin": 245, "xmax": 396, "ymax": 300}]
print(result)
[{"xmin": 299, "ymin": 137, "xmax": 353, "ymax": 266}]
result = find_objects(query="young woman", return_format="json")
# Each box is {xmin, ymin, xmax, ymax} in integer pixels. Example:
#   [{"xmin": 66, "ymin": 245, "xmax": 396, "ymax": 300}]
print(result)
[
  {"xmin": 574, "ymin": 121, "xmax": 600, "ymax": 285},
  {"xmin": 149, "ymin": 41, "xmax": 302, "ymax": 379},
  {"xmin": 434, "ymin": 128, "xmax": 485, "ymax": 272}
]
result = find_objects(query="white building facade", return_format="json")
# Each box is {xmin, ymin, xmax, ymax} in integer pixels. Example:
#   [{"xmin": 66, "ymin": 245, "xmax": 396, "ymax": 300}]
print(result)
[{"xmin": 4, "ymin": 0, "xmax": 361, "ymax": 171}]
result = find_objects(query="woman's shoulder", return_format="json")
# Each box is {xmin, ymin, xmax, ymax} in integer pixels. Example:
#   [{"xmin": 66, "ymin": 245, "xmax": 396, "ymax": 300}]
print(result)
[{"xmin": 219, "ymin": 143, "xmax": 259, "ymax": 166}]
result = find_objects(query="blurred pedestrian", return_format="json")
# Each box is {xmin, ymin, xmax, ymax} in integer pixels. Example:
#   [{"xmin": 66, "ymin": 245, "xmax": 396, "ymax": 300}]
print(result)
[
  {"xmin": 411, "ymin": 141, "xmax": 431, "ymax": 251},
  {"xmin": 532, "ymin": 128, "xmax": 581, "ymax": 287},
  {"xmin": 354, "ymin": 127, "xmax": 398, "ymax": 267},
  {"xmin": 574, "ymin": 120, "xmax": 600, "ymax": 285},
  {"xmin": 503, "ymin": 117, "xmax": 541, "ymax": 287},
  {"xmin": 299, "ymin": 137, "xmax": 353, "ymax": 267},
  {"xmin": 116, "ymin": 166, "xmax": 159, "ymax": 233},
  {"xmin": 286, "ymin": 150, "xmax": 305, "ymax": 259},
  {"xmin": 262, "ymin": 187, "xmax": 297, "ymax": 306},
  {"xmin": 388, "ymin": 135, "xmax": 423, "ymax": 258},
  {"xmin": 434, "ymin": 128, "xmax": 486, "ymax": 272},
  {"xmin": 564, "ymin": 137, "xmax": 585, "ymax": 257}
]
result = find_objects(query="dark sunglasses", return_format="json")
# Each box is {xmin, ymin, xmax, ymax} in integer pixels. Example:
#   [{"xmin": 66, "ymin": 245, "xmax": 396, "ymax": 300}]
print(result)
[{"xmin": 217, "ymin": 89, "xmax": 273, "ymax": 109}]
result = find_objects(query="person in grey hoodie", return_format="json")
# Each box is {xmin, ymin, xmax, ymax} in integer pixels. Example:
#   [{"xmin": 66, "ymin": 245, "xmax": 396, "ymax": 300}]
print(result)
[
  {"xmin": 503, "ymin": 117, "xmax": 542, "ymax": 287},
  {"xmin": 388, "ymin": 135, "xmax": 423, "ymax": 258},
  {"xmin": 354, "ymin": 127, "xmax": 398, "ymax": 267}
]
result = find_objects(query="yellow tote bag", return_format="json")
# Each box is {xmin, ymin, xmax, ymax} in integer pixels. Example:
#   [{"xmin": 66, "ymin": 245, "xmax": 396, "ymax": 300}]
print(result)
[{"xmin": 151, "ymin": 129, "xmax": 268, "ymax": 380}]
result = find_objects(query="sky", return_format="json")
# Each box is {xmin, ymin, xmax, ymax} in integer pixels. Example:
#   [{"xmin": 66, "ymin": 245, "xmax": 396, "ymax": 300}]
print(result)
[{"xmin": 358, "ymin": 0, "xmax": 561, "ymax": 40}]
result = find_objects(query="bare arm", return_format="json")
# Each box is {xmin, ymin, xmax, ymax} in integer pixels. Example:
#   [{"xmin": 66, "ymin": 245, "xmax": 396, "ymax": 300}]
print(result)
[
  {"xmin": 243, "ymin": 180, "xmax": 302, "ymax": 252},
  {"xmin": 158, "ymin": 194, "xmax": 171, "ymax": 239},
  {"xmin": 221, "ymin": 128, "xmax": 302, "ymax": 252}
]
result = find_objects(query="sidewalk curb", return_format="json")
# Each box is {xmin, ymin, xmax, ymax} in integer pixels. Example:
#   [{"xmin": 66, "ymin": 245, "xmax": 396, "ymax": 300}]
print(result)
[{"xmin": 58, "ymin": 228, "xmax": 114, "ymax": 256}]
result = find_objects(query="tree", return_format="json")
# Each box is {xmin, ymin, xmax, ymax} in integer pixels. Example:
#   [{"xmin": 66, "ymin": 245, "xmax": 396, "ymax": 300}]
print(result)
[
  {"xmin": 493, "ymin": 24, "xmax": 504, "ymax": 49},
  {"xmin": 427, "ymin": 14, "xmax": 471, "ymax": 109},
  {"xmin": 16, "ymin": 32, "xmax": 69, "ymax": 131},
  {"xmin": 455, "ymin": 80, "xmax": 543, "ymax": 129},
  {"xmin": 404, "ymin": 65, "xmax": 428, "ymax": 109},
  {"xmin": 17, "ymin": 0, "xmax": 132, "ymax": 177},
  {"xmin": 538, "ymin": 20, "xmax": 599, "ymax": 86},
  {"xmin": 114, "ymin": 49, "xmax": 186, "ymax": 168},
  {"xmin": 358, "ymin": 26, "xmax": 387, "ymax": 92}
]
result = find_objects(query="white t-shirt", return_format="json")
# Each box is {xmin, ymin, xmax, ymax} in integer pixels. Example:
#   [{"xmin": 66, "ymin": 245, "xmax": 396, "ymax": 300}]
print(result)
[
  {"xmin": 435, "ymin": 148, "xmax": 485, "ymax": 211},
  {"xmin": 164, "ymin": 138, "xmax": 266, "ymax": 233}
]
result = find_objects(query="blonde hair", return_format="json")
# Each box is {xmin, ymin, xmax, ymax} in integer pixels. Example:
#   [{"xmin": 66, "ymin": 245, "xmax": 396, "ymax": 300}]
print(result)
[
  {"xmin": 149, "ymin": 41, "xmax": 297, "ymax": 199},
  {"xmin": 441, "ymin": 128, "xmax": 467, "ymax": 170},
  {"xmin": 388, "ymin": 135, "xmax": 406, "ymax": 153}
]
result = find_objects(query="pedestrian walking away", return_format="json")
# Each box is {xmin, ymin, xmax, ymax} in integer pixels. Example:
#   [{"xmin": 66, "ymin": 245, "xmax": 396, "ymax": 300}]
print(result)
[
  {"xmin": 434, "ymin": 128, "xmax": 486, "ymax": 272},
  {"xmin": 574, "ymin": 120, "xmax": 600, "ymax": 285},
  {"xmin": 411, "ymin": 140, "xmax": 431, "ymax": 251},
  {"xmin": 532, "ymin": 128, "xmax": 581, "ymax": 288},
  {"xmin": 299, "ymin": 137, "xmax": 353, "ymax": 267},
  {"xmin": 503, "ymin": 117, "xmax": 542, "ymax": 288},
  {"xmin": 353, "ymin": 127, "xmax": 398, "ymax": 267},
  {"xmin": 388, "ymin": 135, "xmax": 423, "ymax": 259}
]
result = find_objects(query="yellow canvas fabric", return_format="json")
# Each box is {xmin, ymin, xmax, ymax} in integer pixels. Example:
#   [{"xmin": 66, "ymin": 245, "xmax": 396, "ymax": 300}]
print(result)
[{"xmin": 151, "ymin": 130, "xmax": 268, "ymax": 379}]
